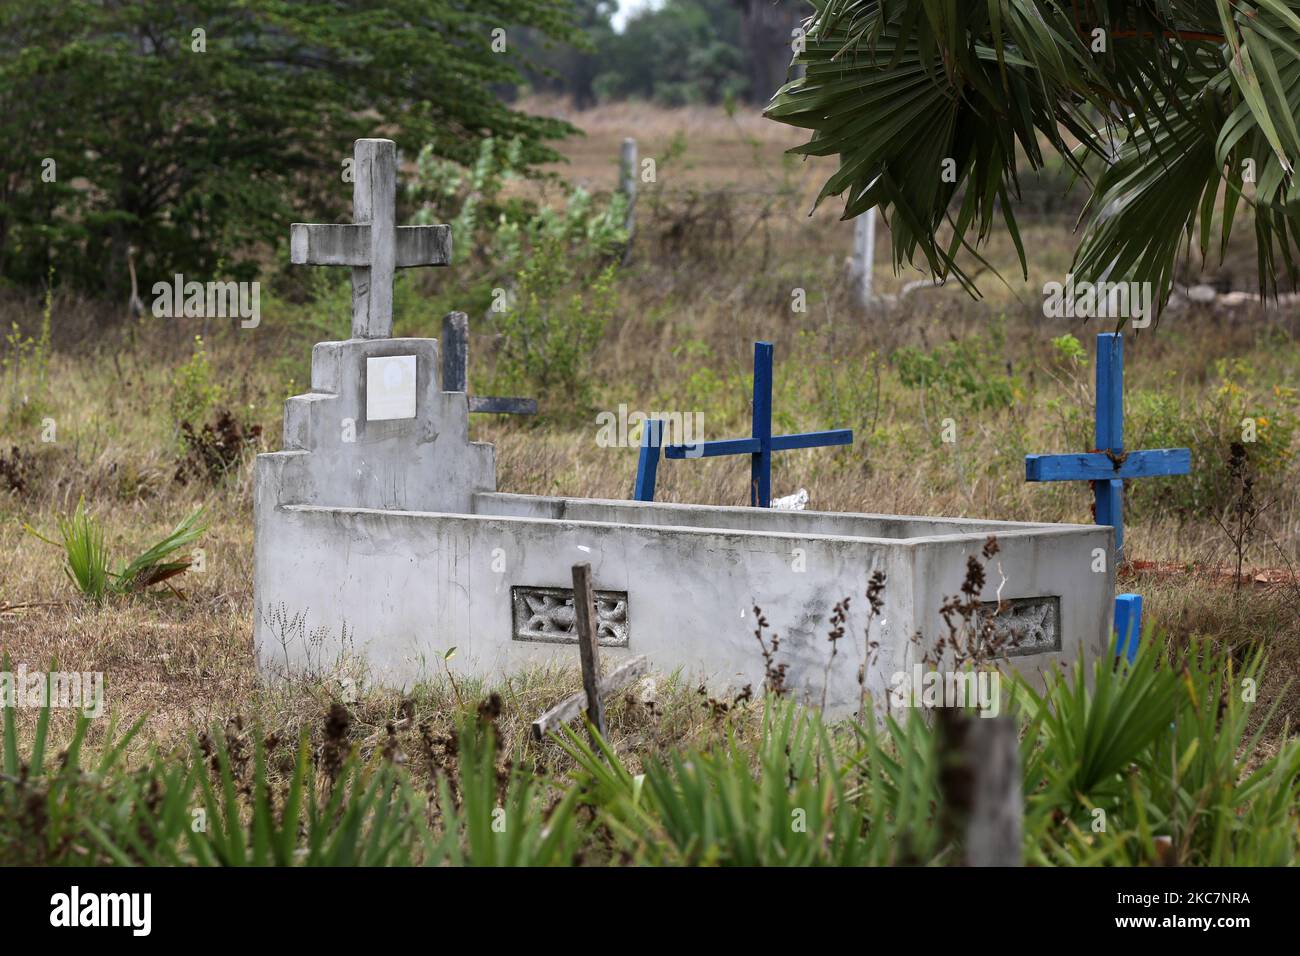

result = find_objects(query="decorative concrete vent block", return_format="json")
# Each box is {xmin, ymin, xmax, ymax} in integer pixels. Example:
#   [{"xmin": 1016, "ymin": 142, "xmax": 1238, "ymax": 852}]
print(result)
[{"xmin": 511, "ymin": 586, "xmax": 630, "ymax": 647}]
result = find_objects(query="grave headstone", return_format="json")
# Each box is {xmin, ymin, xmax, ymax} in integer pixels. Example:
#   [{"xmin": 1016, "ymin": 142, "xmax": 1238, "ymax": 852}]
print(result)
[{"xmin": 255, "ymin": 137, "xmax": 1117, "ymax": 718}]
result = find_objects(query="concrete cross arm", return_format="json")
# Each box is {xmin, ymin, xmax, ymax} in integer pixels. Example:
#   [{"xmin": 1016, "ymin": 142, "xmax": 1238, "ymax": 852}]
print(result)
[
  {"xmin": 290, "ymin": 223, "xmax": 452, "ymax": 268},
  {"xmin": 287, "ymin": 137, "xmax": 452, "ymax": 339}
]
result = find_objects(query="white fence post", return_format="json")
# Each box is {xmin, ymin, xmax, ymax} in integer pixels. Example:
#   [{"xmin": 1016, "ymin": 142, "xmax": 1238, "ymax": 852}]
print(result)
[
  {"xmin": 852, "ymin": 208, "xmax": 877, "ymax": 308},
  {"xmin": 619, "ymin": 137, "xmax": 637, "ymax": 263}
]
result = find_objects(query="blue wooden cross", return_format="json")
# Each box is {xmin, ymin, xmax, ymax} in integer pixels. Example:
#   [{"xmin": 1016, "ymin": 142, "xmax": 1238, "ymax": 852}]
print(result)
[
  {"xmin": 634, "ymin": 341, "xmax": 853, "ymax": 507},
  {"xmin": 1025, "ymin": 333, "xmax": 1190, "ymax": 560}
]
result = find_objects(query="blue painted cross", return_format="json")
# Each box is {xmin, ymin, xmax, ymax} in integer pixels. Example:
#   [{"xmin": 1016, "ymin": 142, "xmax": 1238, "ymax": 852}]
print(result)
[
  {"xmin": 1025, "ymin": 333, "xmax": 1189, "ymax": 560},
  {"xmin": 633, "ymin": 341, "xmax": 853, "ymax": 507}
]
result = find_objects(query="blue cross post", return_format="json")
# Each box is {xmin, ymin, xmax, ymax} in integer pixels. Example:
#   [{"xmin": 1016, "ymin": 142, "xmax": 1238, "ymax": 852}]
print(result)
[
  {"xmin": 634, "ymin": 341, "xmax": 853, "ymax": 507},
  {"xmin": 1026, "ymin": 333, "xmax": 1190, "ymax": 556},
  {"xmin": 1025, "ymin": 332, "xmax": 1190, "ymax": 660}
]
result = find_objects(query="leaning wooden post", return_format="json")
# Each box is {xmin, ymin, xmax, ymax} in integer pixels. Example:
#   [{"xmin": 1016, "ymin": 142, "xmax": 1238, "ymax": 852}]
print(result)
[
  {"xmin": 936, "ymin": 711, "xmax": 1022, "ymax": 866},
  {"xmin": 619, "ymin": 137, "xmax": 637, "ymax": 263},
  {"xmin": 442, "ymin": 311, "xmax": 469, "ymax": 392},
  {"xmin": 571, "ymin": 562, "xmax": 606, "ymax": 741}
]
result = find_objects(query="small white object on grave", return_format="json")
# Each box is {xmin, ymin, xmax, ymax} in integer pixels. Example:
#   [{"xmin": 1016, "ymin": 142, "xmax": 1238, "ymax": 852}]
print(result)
[
  {"xmin": 771, "ymin": 488, "xmax": 809, "ymax": 511},
  {"xmin": 255, "ymin": 137, "xmax": 1116, "ymax": 719}
]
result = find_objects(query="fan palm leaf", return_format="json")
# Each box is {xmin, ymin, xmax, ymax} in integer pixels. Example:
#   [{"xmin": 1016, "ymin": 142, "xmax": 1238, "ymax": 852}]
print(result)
[{"xmin": 768, "ymin": 0, "xmax": 1300, "ymax": 317}]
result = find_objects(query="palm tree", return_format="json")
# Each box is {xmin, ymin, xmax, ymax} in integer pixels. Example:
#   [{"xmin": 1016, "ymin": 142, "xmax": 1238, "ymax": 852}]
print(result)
[{"xmin": 766, "ymin": 1, "xmax": 1300, "ymax": 316}]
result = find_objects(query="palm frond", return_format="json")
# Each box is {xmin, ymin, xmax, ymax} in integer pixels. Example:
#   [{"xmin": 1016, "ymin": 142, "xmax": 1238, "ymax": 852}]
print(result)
[{"xmin": 767, "ymin": 0, "xmax": 1300, "ymax": 315}]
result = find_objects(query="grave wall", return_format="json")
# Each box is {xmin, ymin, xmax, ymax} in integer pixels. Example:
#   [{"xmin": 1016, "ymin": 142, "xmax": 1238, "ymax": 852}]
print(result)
[
  {"xmin": 254, "ymin": 332, "xmax": 1115, "ymax": 717},
  {"xmin": 255, "ymin": 499, "xmax": 1112, "ymax": 716}
]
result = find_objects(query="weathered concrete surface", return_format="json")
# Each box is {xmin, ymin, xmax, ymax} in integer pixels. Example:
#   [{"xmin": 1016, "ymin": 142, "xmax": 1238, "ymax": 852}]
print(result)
[
  {"xmin": 254, "ymin": 496, "xmax": 1111, "ymax": 716},
  {"xmin": 289, "ymin": 223, "xmax": 451, "ymax": 269},
  {"xmin": 257, "ymin": 337, "xmax": 494, "ymax": 515},
  {"xmin": 259, "ymin": 136, "xmax": 1116, "ymax": 715},
  {"xmin": 254, "ymin": 332, "xmax": 1114, "ymax": 717},
  {"xmin": 479, "ymin": 492, "xmax": 1069, "ymax": 539}
]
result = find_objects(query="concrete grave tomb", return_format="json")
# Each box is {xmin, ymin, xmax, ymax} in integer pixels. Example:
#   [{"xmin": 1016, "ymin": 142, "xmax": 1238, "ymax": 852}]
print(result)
[{"xmin": 255, "ymin": 138, "xmax": 1116, "ymax": 717}]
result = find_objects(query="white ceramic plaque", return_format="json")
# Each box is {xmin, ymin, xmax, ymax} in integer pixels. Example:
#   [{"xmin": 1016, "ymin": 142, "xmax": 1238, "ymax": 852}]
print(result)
[{"xmin": 366, "ymin": 355, "xmax": 417, "ymax": 421}]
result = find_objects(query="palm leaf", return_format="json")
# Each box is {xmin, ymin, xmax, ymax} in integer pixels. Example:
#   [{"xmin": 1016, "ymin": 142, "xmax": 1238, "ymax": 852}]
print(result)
[{"xmin": 768, "ymin": 0, "xmax": 1300, "ymax": 314}]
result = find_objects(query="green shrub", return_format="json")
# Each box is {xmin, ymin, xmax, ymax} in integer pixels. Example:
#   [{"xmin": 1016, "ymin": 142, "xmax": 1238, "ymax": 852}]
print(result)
[
  {"xmin": 407, "ymin": 135, "xmax": 628, "ymax": 287},
  {"xmin": 169, "ymin": 336, "xmax": 222, "ymax": 436},
  {"xmin": 0, "ymin": 696, "xmax": 578, "ymax": 867},
  {"xmin": 1014, "ymin": 633, "xmax": 1300, "ymax": 866},
  {"xmin": 491, "ymin": 236, "xmax": 617, "ymax": 416},
  {"xmin": 25, "ymin": 500, "xmax": 207, "ymax": 604},
  {"xmin": 892, "ymin": 319, "xmax": 1022, "ymax": 419},
  {"xmin": 560, "ymin": 697, "xmax": 942, "ymax": 866},
  {"xmin": 1127, "ymin": 359, "xmax": 1298, "ymax": 519}
]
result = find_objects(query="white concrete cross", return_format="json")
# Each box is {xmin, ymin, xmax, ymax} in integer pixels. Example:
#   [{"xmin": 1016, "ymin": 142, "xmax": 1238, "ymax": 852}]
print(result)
[{"xmin": 290, "ymin": 138, "xmax": 451, "ymax": 339}]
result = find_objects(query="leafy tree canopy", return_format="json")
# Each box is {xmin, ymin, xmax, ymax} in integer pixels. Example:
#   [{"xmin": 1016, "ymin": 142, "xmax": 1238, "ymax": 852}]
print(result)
[
  {"xmin": 768, "ymin": 1, "xmax": 1300, "ymax": 313},
  {"xmin": 0, "ymin": 0, "xmax": 582, "ymax": 294},
  {"xmin": 515, "ymin": 0, "xmax": 753, "ymax": 107}
]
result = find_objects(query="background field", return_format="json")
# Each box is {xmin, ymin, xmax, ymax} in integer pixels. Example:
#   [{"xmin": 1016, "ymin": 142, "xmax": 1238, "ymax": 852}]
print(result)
[{"xmin": 2, "ymin": 101, "xmax": 1298, "ymax": 777}]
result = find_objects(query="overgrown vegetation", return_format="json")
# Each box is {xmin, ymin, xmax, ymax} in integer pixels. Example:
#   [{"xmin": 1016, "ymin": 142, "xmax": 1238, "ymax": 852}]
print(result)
[
  {"xmin": 491, "ymin": 237, "xmax": 618, "ymax": 414},
  {"xmin": 3, "ymin": 634, "xmax": 1295, "ymax": 866},
  {"xmin": 0, "ymin": 0, "xmax": 583, "ymax": 292},
  {"xmin": 405, "ymin": 134, "xmax": 625, "ymax": 416},
  {"xmin": 24, "ymin": 500, "xmax": 207, "ymax": 604},
  {"xmin": 1, "ymin": 101, "xmax": 1297, "ymax": 868}
]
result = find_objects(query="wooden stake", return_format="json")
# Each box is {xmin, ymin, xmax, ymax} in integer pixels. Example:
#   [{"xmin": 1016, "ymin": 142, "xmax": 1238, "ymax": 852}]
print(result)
[
  {"xmin": 937, "ymin": 711, "xmax": 1022, "ymax": 866},
  {"xmin": 571, "ymin": 562, "xmax": 606, "ymax": 741},
  {"xmin": 531, "ymin": 656, "xmax": 648, "ymax": 742}
]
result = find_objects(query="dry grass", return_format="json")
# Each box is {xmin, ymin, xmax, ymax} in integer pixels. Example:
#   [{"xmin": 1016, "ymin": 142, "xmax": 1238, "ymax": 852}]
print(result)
[{"xmin": 2, "ymin": 101, "xmax": 1298, "ymax": 779}]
